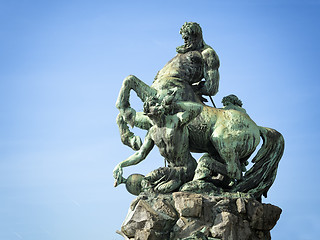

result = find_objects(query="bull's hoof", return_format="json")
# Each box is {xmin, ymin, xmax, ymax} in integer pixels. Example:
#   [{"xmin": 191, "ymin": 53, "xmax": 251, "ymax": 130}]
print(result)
[{"xmin": 227, "ymin": 164, "xmax": 242, "ymax": 181}]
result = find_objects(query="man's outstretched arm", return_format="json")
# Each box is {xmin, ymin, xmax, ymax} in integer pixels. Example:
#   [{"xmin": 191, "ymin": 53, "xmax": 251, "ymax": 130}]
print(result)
[
  {"xmin": 176, "ymin": 101, "xmax": 203, "ymax": 126},
  {"xmin": 113, "ymin": 131, "xmax": 154, "ymax": 186}
]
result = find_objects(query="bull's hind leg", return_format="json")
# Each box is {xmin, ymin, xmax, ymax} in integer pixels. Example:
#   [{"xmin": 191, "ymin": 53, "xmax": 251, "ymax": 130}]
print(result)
[
  {"xmin": 194, "ymin": 153, "xmax": 228, "ymax": 180},
  {"xmin": 220, "ymin": 148, "xmax": 242, "ymax": 181},
  {"xmin": 210, "ymin": 134, "xmax": 242, "ymax": 181},
  {"xmin": 194, "ymin": 153, "xmax": 233, "ymax": 188}
]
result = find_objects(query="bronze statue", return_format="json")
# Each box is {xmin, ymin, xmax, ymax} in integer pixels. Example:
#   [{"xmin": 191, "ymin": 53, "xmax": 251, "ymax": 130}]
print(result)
[{"xmin": 113, "ymin": 22, "xmax": 284, "ymax": 200}]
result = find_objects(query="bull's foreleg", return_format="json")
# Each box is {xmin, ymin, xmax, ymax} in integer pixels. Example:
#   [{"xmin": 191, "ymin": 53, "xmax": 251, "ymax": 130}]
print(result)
[
  {"xmin": 116, "ymin": 114, "xmax": 142, "ymax": 150},
  {"xmin": 115, "ymin": 75, "xmax": 156, "ymax": 150},
  {"xmin": 116, "ymin": 112, "xmax": 153, "ymax": 150},
  {"xmin": 116, "ymin": 75, "xmax": 157, "ymax": 126}
]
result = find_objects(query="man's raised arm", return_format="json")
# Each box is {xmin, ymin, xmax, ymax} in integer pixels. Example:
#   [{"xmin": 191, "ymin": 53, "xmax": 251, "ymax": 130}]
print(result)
[
  {"xmin": 201, "ymin": 46, "xmax": 220, "ymax": 96},
  {"xmin": 176, "ymin": 101, "xmax": 203, "ymax": 126}
]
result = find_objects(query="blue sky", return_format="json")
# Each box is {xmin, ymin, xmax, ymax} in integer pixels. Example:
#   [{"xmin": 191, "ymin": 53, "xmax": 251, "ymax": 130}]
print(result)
[{"xmin": 0, "ymin": 0, "xmax": 320, "ymax": 239}]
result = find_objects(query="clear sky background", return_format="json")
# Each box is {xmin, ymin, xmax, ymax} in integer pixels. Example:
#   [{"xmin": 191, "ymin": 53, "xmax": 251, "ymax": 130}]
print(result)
[{"xmin": 0, "ymin": 0, "xmax": 319, "ymax": 239}]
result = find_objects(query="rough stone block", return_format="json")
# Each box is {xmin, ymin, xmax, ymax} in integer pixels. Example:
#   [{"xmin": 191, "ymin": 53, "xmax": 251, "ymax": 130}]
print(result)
[
  {"xmin": 211, "ymin": 212, "xmax": 239, "ymax": 239},
  {"xmin": 236, "ymin": 198, "xmax": 246, "ymax": 214},
  {"xmin": 121, "ymin": 199, "xmax": 176, "ymax": 238},
  {"xmin": 173, "ymin": 192, "xmax": 202, "ymax": 218},
  {"xmin": 173, "ymin": 216, "xmax": 211, "ymax": 239},
  {"xmin": 119, "ymin": 194, "xmax": 281, "ymax": 240},
  {"xmin": 135, "ymin": 229, "xmax": 157, "ymax": 240},
  {"xmin": 250, "ymin": 203, "xmax": 282, "ymax": 231}
]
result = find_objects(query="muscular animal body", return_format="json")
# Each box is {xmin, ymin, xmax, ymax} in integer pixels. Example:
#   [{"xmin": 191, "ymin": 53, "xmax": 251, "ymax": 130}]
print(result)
[
  {"xmin": 115, "ymin": 73, "xmax": 284, "ymax": 198},
  {"xmin": 188, "ymin": 106, "xmax": 261, "ymax": 179}
]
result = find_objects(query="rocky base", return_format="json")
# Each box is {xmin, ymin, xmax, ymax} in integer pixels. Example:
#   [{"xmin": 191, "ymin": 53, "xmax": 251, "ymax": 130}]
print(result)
[{"xmin": 117, "ymin": 192, "xmax": 282, "ymax": 240}]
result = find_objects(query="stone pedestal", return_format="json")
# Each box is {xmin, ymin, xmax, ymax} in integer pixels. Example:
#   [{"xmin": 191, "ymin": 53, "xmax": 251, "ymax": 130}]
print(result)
[{"xmin": 118, "ymin": 192, "xmax": 281, "ymax": 240}]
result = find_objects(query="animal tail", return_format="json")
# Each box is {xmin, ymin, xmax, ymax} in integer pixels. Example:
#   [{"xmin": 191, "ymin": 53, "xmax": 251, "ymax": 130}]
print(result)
[{"xmin": 232, "ymin": 127, "xmax": 285, "ymax": 199}]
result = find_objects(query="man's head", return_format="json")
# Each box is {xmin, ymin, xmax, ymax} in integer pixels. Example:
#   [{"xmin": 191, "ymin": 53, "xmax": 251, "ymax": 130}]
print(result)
[
  {"xmin": 143, "ymin": 91, "xmax": 176, "ymax": 119},
  {"xmin": 143, "ymin": 96, "xmax": 164, "ymax": 118},
  {"xmin": 177, "ymin": 22, "xmax": 205, "ymax": 53}
]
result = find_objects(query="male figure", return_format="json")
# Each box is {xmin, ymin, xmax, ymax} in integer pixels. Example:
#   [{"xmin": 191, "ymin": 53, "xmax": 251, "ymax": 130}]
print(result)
[
  {"xmin": 116, "ymin": 22, "xmax": 220, "ymax": 150},
  {"xmin": 113, "ymin": 94, "xmax": 203, "ymax": 193},
  {"xmin": 153, "ymin": 22, "xmax": 220, "ymax": 100}
]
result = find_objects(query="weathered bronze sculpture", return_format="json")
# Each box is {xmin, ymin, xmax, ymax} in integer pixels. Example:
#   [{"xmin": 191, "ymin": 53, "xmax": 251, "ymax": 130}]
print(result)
[
  {"xmin": 113, "ymin": 22, "xmax": 284, "ymax": 200},
  {"xmin": 113, "ymin": 22, "xmax": 284, "ymax": 240}
]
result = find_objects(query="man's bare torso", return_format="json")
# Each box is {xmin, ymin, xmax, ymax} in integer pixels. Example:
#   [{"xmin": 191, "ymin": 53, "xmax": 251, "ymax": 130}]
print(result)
[
  {"xmin": 155, "ymin": 50, "xmax": 204, "ymax": 85},
  {"xmin": 149, "ymin": 116, "xmax": 191, "ymax": 167}
]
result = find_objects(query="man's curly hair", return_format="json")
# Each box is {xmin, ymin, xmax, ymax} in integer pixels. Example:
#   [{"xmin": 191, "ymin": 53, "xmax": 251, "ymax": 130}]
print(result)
[
  {"xmin": 222, "ymin": 94, "xmax": 243, "ymax": 107},
  {"xmin": 179, "ymin": 22, "xmax": 203, "ymax": 37},
  {"xmin": 177, "ymin": 22, "xmax": 205, "ymax": 53},
  {"xmin": 143, "ymin": 90, "xmax": 177, "ymax": 116}
]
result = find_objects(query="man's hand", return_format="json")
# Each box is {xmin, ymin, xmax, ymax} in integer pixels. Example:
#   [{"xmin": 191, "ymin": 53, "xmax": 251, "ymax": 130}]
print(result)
[
  {"xmin": 192, "ymin": 81, "xmax": 205, "ymax": 93},
  {"xmin": 113, "ymin": 164, "xmax": 125, "ymax": 187},
  {"xmin": 192, "ymin": 81, "xmax": 208, "ymax": 103}
]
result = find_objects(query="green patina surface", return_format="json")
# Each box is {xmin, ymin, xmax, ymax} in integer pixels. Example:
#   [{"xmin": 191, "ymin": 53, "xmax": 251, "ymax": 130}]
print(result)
[{"xmin": 113, "ymin": 22, "xmax": 284, "ymax": 199}]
